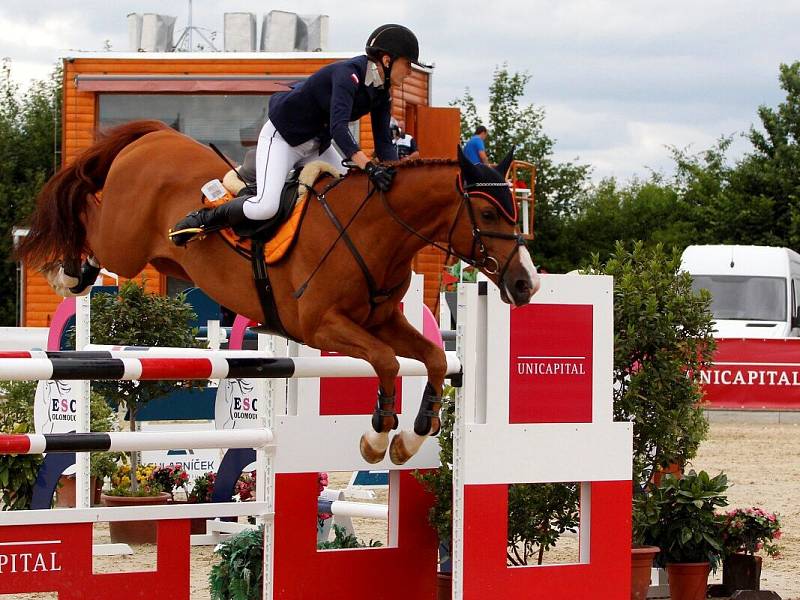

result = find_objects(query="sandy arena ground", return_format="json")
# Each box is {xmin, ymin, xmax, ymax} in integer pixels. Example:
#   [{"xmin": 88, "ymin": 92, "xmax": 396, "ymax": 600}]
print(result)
[{"xmin": 7, "ymin": 421, "xmax": 799, "ymax": 599}]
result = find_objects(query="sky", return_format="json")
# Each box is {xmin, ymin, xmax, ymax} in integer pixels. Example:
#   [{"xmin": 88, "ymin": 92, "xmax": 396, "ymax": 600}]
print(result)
[{"xmin": 1, "ymin": 0, "xmax": 798, "ymax": 181}]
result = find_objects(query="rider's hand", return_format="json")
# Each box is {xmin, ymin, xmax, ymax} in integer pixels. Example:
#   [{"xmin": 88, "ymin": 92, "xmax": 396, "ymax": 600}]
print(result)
[{"xmin": 364, "ymin": 162, "xmax": 396, "ymax": 192}]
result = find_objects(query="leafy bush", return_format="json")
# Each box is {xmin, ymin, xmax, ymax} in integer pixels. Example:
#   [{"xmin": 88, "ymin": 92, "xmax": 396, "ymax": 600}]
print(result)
[
  {"xmin": 210, "ymin": 526, "xmax": 264, "ymax": 600},
  {"xmin": 0, "ymin": 381, "xmax": 43, "ymax": 510},
  {"xmin": 640, "ymin": 470, "xmax": 729, "ymax": 568}
]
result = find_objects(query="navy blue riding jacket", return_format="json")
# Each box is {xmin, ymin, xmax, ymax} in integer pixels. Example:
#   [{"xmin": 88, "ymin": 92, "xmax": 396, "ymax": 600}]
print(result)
[{"xmin": 268, "ymin": 55, "xmax": 398, "ymax": 162}]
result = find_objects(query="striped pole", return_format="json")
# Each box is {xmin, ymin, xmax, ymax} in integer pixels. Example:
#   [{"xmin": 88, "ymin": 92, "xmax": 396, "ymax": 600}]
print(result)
[
  {"xmin": 317, "ymin": 499, "xmax": 388, "ymax": 520},
  {"xmin": 0, "ymin": 353, "xmax": 461, "ymax": 381},
  {"xmin": 0, "ymin": 429, "xmax": 273, "ymax": 455}
]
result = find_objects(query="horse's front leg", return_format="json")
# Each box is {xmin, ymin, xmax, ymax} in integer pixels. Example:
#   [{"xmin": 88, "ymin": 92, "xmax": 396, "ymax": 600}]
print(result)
[
  {"xmin": 308, "ymin": 314, "xmax": 401, "ymax": 464},
  {"xmin": 371, "ymin": 309, "xmax": 448, "ymax": 465}
]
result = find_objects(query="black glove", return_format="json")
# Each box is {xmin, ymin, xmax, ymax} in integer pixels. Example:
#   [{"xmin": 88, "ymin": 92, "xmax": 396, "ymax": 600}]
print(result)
[{"xmin": 364, "ymin": 162, "xmax": 396, "ymax": 192}]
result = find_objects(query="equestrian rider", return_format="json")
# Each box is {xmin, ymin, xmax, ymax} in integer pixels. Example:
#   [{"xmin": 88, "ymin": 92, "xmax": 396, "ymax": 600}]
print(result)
[{"xmin": 170, "ymin": 24, "xmax": 423, "ymax": 245}]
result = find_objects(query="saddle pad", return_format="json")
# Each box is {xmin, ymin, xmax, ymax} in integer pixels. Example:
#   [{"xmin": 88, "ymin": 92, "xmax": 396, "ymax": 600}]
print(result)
[{"xmin": 209, "ymin": 195, "xmax": 308, "ymax": 265}]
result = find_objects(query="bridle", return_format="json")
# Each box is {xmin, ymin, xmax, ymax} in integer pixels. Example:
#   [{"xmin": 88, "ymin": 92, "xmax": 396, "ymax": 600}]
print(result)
[
  {"xmin": 381, "ymin": 175, "xmax": 526, "ymax": 284},
  {"xmin": 295, "ymin": 170, "xmax": 526, "ymax": 307}
]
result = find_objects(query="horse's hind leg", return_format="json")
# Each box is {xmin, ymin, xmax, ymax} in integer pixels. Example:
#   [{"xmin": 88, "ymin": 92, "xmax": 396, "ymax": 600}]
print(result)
[
  {"xmin": 371, "ymin": 310, "xmax": 448, "ymax": 465},
  {"xmin": 308, "ymin": 315, "xmax": 402, "ymax": 464}
]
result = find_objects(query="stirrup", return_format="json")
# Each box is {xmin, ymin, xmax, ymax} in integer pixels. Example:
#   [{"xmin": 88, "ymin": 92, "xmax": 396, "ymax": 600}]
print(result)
[{"xmin": 168, "ymin": 226, "xmax": 207, "ymax": 246}]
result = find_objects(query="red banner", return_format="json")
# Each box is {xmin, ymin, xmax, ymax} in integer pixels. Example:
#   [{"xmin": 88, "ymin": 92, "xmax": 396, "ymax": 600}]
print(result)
[
  {"xmin": 702, "ymin": 338, "xmax": 800, "ymax": 410},
  {"xmin": 509, "ymin": 304, "xmax": 594, "ymax": 423}
]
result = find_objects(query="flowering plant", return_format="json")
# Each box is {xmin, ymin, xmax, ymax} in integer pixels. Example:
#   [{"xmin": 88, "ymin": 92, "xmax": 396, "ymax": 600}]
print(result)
[
  {"xmin": 108, "ymin": 463, "xmax": 163, "ymax": 496},
  {"xmin": 720, "ymin": 507, "xmax": 782, "ymax": 558},
  {"xmin": 317, "ymin": 472, "xmax": 332, "ymax": 529},
  {"xmin": 189, "ymin": 471, "xmax": 216, "ymax": 503},
  {"xmin": 150, "ymin": 464, "xmax": 190, "ymax": 498},
  {"xmin": 235, "ymin": 471, "xmax": 256, "ymax": 502}
]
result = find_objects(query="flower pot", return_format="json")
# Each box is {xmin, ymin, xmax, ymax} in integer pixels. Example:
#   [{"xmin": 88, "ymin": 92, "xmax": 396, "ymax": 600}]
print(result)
[
  {"xmin": 100, "ymin": 492, "xmax": 171, "ymax": 544},
  {"xmin": 723, "ymin": 553, "xmax": 762, "ymax": 594},
  {"xmin": 55, "ymin": 475, "xmax": 101, "ymax": 507},
  {"xmin": 667, "ymin": 562, "xmax": 710, "ymax": 600},
  {"xmin": 652, "ymin": 462, "xmax": 683, "ymax": 487},
  {"xmin": 631, "ymin": 546, "xmax": 660, "ymax": 600},
  {"xmin": 437, "ymin": 572, "xmax": 452, "ymax": 600}
]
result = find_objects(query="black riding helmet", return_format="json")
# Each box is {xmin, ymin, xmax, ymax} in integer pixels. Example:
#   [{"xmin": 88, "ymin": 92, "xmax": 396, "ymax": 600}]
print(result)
[{"xmin": 365, "ymin": 24, "xmax": 422, "ymax": 67}]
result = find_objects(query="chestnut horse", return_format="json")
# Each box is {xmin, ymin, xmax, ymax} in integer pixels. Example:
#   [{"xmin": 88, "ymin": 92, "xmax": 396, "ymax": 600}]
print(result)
[{"xmin": 17, "ymin": 120, "xmax": 539, "ymax": 465}]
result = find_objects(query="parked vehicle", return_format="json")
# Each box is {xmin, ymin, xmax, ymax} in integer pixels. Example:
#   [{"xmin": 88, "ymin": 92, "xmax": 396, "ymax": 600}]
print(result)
[{"xmin": 680, "ymin": 245, "xmax": 800, "ymax": 338}]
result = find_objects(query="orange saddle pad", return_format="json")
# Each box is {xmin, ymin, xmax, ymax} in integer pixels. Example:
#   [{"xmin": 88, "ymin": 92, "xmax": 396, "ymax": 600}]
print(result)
[{"xmin": 203, "ymin": 194, "xmax": 308, "ymax": 265}]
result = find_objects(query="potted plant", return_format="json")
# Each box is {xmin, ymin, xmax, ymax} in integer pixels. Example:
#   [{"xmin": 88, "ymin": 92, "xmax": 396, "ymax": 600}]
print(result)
[
  {"xmin": 56, "ymin": 391, "xmax": 122, "ymax": 507},
  {"xmin": 631, "ymin": 492, "xmax": 662, "ymax": 600},
  {"xmin": 104, "ymin": 462, "xmax": 170, "ymax": 543},
  {"xmin": 590, "ymin": 242, "xmax": 716, "ymax": 599},
  {"xmin": 642, "ymin": 470, "xmax": 728, "ymax": 600},
  {"xmin": 189, "ymin": 471, "xmax": 217, "ymax": 503},
  {"xmin": 720, "ymin": 507, "xmax": 782, "ymax": 594},
  {"xmin": 151, "ymin": 464, "xmax": 190, "ymax": 501},
  {"xmin": 85, "ymin": 281, "xmax": 202, "ymax": 540}
]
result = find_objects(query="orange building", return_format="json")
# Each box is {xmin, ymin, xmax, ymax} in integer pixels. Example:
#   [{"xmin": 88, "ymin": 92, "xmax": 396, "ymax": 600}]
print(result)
[{"xmin": 21, "ymin": 52, "xmax": 460, "ymax": 326}]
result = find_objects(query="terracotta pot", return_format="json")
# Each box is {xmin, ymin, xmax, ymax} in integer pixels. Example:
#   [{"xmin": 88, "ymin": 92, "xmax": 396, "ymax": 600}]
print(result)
[
  {"xmin": 100, "ymin": 492, "xmax": 171, "ymax": 544},
  {"xmin": 667, "ymin": 562, "xmax": 710, "ymax": 600},
  {"xmin": 723, "ymin": 553, "xmax": 762, "ymax": 594},
  {"xmin": 652, "ymin": 462, "xmax": 684, "ymax": 487},
  {"xmin": 437, "ymin": 572, "xmax": 452, "ymax": 600},
  {"xmin": 631, "ymin": 546, "xmax": 660, "ymax": 600},
  {"xmin": 55, "ymin": 475, "xmax": 100, "ymax": 507}
]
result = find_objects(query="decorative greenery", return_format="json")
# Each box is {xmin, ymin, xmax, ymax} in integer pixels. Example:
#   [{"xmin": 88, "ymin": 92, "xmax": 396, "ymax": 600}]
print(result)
[
  {"xmin": 317, "ymin": 524, "xmax": 382, "ymax": 550},
  {"xmin": 0, "ymin": 381, "xmax": 43, "ymax": 510},
  {"xmin": 189, "ymin": 471, "xmax": 217, "ymax": 503},
  {"xmin": 87, "ymin": 281, "xmax": 202, "ymax": 491},
  {"xmin": 507, "ymin": 483, "xmax": 580, "ymax": 565},
  {"xmin": 210, "ymin": 526, "xmax": 264, "ymax": 600},
  {"xmin": 589, "ymin": 242, "xmax": 716, "ymax": 492},
  {"xmin": 88, "ymin": 391, "xmax": 125, "ymax": 480},
  {"xmin": 413, "ymin": 388, "xmax": 455, "ymax": 546},
  {"xmin": 107, "ymin": 463, "xmax": 163, "ymax": 497},
  {"xmin": 720, "ymin": 507, "xmax": 782, "ymax": 558},
  {"xmin": 640, "ymin": 470, "xmax": 729, "ymax": 568},
  {"xmin": 150, "ymin": 464, "xmax": 190, "ymax": 498}
]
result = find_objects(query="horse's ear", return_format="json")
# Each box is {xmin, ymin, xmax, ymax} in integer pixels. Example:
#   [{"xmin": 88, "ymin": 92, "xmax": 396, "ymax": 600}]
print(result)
[
  {"xmin": 496, "ymin": 148, "xmax": 515, "ymax": 178},
  {"xmin": 457, "ymin": 145, "xmax": 480, "ymax": 182}
]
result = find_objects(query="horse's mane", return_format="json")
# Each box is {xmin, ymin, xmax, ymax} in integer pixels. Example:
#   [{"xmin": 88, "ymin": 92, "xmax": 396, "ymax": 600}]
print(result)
[{"xmin": 386, "ymin": 158, "xmax": 458, "ymax": 169}]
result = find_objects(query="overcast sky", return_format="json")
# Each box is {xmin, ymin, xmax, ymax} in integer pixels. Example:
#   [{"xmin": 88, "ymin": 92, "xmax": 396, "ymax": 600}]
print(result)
[{"xmin": 1, "ymin": 1, "xmax": 798, "ymax": 181}]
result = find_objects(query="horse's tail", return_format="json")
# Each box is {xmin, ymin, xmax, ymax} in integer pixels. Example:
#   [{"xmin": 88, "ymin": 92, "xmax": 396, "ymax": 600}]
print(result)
[{"xmin": 16, "ymin": 119, "xmax": 170, "ymax": 270}]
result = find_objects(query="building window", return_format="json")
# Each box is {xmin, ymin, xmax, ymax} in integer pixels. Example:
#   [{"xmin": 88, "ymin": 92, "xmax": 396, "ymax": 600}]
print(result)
[{"xmin": 98, "ymin": 94, "xmax": 270, "ymax": 164}]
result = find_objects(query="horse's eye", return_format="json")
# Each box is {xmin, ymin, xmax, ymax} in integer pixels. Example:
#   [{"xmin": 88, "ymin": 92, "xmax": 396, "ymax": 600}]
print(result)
[{"xmin": 481, "ymin": 209, "xmax": 497, "ymax": 221}]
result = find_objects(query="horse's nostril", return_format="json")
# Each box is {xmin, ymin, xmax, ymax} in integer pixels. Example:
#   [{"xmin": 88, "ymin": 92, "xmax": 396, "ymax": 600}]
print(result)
[{"xmin": 515, "ymin": 279, "xmax": 530, "ymax": 294}]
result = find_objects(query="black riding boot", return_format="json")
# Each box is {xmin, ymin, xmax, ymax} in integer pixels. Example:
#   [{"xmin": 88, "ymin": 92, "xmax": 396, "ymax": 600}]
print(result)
[{"xmin": 169, "ymin": 197, "xmax": 263, "ymax": 246}]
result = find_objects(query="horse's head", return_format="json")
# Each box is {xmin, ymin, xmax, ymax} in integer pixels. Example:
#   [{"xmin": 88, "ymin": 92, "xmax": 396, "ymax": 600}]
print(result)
[{"xmin": 451, "ymin": 146, "xmax": 540, "ymax": 306}]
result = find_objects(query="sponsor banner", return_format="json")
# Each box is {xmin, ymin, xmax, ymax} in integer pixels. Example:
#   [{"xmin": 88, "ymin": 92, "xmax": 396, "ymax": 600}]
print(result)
[
  {"xmin": 702, "ymin": 338, "xmax": 800, "ymax": 410},
  {"xmin": 215, "ymin": 378, "xmax": 264, "ymax": 429},
  {"xmin": 509, "ymin": 304, "xmax": 593, "ymax": 423},
  {"xmin": 34, "ymin": 380, "xmax": 81, "ymax": 476},
  {"xmin": 140, "ymin": 422, "xmax": 220, "ymax": 487}
]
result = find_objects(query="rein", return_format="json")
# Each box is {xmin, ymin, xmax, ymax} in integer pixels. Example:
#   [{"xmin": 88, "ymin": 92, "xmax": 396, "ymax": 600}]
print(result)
[{"xmin": 293, "ymin": 170, "xmax": 525, "ymax": 309}]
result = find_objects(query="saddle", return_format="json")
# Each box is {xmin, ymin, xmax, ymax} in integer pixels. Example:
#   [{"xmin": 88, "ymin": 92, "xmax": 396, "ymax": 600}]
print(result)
[{"xmin": 211, "ymin": 159, "xmax": 341, "ymax": 264}]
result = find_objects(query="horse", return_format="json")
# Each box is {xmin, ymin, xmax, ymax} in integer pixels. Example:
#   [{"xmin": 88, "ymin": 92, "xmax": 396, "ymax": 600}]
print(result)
[{"xmin": 17, "ymin": 120, "xmax": 540, "ymax": 465}]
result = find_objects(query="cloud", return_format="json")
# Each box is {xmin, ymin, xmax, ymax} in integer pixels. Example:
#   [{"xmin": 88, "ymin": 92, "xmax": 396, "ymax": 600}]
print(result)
[{"xmin": 0, "ymin": 0, "xmax": 796, "ymax": 182}]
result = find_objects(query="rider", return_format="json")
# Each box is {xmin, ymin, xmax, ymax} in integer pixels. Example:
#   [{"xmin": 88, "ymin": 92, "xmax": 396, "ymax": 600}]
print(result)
[{"xmin": 170, "ymin": 24, "xmax": 423, "ymax": 246}]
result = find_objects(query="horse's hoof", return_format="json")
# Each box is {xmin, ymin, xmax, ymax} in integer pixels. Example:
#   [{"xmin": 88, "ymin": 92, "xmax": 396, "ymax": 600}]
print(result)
[
  {"xmin": 359, "ymin": 433, "xmax": 386, "ymax": 464},
  {"xmin": 389, "ymin": 434, "xmax": 412, "ymax": 465}
]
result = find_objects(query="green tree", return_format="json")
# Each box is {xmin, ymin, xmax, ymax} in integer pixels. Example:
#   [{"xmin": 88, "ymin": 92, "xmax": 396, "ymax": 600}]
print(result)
[
  {"xmin": 451, "ymin": 65, "xmax": 591, "ymax": 272},
  {"xmin": 0, "ymin": 60, "xmax": 62, "ymax": 325},
  {"xmin": 87, "ymin": 281, "xmax": 203, "ymax": 491}
]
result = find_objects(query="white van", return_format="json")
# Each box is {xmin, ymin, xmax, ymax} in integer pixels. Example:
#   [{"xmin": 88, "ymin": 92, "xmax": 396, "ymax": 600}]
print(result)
[{"xmin": 680, "ymin": 245, "xmax": 800, "ymax": 338}]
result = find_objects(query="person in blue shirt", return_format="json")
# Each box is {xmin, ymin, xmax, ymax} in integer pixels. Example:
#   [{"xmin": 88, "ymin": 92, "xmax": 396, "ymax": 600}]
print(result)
[
  {"xmin": 171, "ymin": 24, "xmax": 423, "ymax": 245},
  {"xmin": 463, "ymin": 125, "xmax": 490, "ymax": 165}
]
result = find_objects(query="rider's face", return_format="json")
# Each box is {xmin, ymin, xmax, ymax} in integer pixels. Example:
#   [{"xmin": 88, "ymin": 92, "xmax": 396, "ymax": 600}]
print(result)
[{"xmin": 385, "ymin": 56, "xmax": 412, "ymax": 84}]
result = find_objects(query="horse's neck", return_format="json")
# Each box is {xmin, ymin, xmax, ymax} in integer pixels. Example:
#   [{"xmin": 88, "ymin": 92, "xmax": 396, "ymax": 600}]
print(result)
[{"xmin": 390, "ymin": 166, "xmax": 460, "ymax": 246}]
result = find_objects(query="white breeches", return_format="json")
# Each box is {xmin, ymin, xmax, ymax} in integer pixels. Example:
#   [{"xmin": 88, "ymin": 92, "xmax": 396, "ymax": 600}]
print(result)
[{"xmin": 244, "ymin": 120, "xmax": 348, "ymax": 221}]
